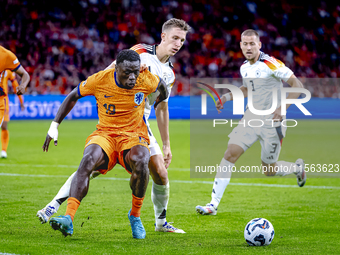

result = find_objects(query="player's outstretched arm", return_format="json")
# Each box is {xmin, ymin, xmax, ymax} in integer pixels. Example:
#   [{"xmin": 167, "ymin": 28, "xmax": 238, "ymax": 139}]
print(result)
[
  {"xmin": 14, "ymin": 65, "xmax": 30, "ymax": 95},
  {"xmin": 154, "ymin": 79, "xmax": 171, "ymax": 167},
  {"xmin": 153, "ymin": 79, "xmax": 169, "ymax": 109},
  {"xmin": 42, "ymin": 88, "xmax": 83, "ymax": 152},
  {"xmin": 156, "ymin": 101, "xmax": 172, "ymax": 168}
]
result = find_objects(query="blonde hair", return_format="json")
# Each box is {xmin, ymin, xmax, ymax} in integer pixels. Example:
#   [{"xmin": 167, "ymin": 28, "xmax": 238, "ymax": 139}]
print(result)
[
  {"xmin": 162, "ymin": 18, "xmax": 191, "ymax": 33},
  {"xmin": 241, "ymin": 29, "xmax": 260, "ymax": 40}
]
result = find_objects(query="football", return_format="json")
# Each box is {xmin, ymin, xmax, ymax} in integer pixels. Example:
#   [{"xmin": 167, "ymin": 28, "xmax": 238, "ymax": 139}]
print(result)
[{"xmin": 244, "ymin": 218, "xmax": 275, "ymax": 246}]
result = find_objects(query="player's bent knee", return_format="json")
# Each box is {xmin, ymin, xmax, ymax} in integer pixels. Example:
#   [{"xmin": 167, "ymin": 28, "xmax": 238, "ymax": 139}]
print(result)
[
  {"xmin": 130, "ymin": 153, "xmax": 149, "ymax": 166},
  {"xmin": 224, "ymin": 150, "xmax": 240, "ymax": 163},
  {"xmin": 80, "ymin": 153, "xmax": 98, "ymax": 172},
  {"xmin": 262, "ymin": 162, "xmax": 277, "ymax": 176},
  {"xmin": 224, "ymin": 144, "xmax": 244, "ymax": 163},
  {"xmin": 130, "ymin": 146, "xmax": 149, "ymax": 161},
  {"xmin": 81, "ymin": 148, "xmax": 106, "ymax": 173},
  {"xmin": 81, "ymin": 144, "xmax": 107, "ymax": 172},
  {"xmin": 134, "ymin": 159, "xmax": 149, "ymax": 170}
]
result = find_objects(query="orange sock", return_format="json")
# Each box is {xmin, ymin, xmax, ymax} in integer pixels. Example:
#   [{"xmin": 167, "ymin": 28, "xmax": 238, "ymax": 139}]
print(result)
[
  {"xmin": 65, "ymin": 197, "xmax": 81, "ymax": 221},
  {"xmin": 1, "ymin": 130, "xmax": 9, "ymax": 151},
  {"xmin": 130, "ymin": 194, "xmax": 144, "ymax": 217}
]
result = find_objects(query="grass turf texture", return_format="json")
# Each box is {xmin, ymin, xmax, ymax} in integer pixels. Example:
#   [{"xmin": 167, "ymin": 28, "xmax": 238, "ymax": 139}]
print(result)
[{"xmin": 0, "ymin": 120, "xmax": 339, "ymax": 254}]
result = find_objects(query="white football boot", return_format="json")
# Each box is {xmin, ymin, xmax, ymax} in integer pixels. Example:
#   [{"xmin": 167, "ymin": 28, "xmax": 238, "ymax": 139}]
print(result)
[
  {"xmin": 295, "ymin": 158, "xmax": 307, "ymax": 187},
  {"xmin": 155, "ymin": 222, "xmax": 186, "ymax": 233},
  {"xmin": 196, "ymin": 203, "xmax": 217, "ymax": 215},
  {"xmin": 36, "ymin": 205, "xmax": 57, "ymax": 224},
  {"xmin": 1, "ymin": 150, "xmax": 7, "ymax": 158}
]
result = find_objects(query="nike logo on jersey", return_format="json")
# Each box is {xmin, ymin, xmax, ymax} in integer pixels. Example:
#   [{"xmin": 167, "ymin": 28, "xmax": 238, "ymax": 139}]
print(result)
[{"xmin": 104, "ymin": 95, "xmax": 114, "ymax": 98}]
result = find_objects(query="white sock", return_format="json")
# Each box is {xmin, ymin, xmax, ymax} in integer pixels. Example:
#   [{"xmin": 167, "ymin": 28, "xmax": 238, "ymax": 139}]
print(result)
[
  {"xmin": 275, "ymin": 161, "xmax": 298, "ymax": 176},
  {"xmin": 47, "ymin": 172, "xmax": 76, "ymax": 211},
  {"xmin": 151, "ymin": 181, "xmax": 169, "ymax": 227},
  {"xmin": 210, "ymin": 158, "xmax": 233, "ymax": 209},
  {"xmin": 46, "ymin": 170, "xmax": 100, "ymax": 211}
]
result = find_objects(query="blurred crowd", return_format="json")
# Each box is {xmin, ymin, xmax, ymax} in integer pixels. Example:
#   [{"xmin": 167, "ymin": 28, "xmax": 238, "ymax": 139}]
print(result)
[{"xmin": 1, "ymin": 0, "xmax": 339, "ymax": 97}]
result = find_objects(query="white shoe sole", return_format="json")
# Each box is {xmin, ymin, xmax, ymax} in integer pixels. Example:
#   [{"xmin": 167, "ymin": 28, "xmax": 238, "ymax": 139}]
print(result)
[
  {"xmin": 36, "ymin": 210, "xmax": 49, "ymax": 224},
  {"xmin": 196, "ymin": 205, "xmax": 217, "ymax": 215},
  {"xmin": 155, "ymin": 226, "xmax": 186, "ymax": 233},
  {"xmin": 296, "ymin": 159, "xmax": 306, "ymax": 187}
]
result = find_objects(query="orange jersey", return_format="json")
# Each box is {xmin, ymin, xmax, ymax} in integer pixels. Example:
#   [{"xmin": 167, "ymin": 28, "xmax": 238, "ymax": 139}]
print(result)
[
  {"xmin": 1, "ymin": 70, "xmax": 16, "ymax": 95},
  {"xmin": 0, "ymin": 46, "xmax": 21, "ymax": 96},
  {"xmin": 78, "ymin": 68, "xmax": 160, "ymax": 139}
]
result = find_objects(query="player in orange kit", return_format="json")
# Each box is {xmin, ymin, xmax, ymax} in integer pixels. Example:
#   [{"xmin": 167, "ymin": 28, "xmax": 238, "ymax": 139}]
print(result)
[
  {"xmin": 42, "ymin": 49, "xmax": 168, "ymax": 239},
  {"xmin": 0, "ymin": 70, "xmax": 25, "ymax": 158},
  {"xmin": 0, "ymin": 45, "xmax": 30, "ymax": 129},
  {"xmin": 38, "ymin": 19, "xmax": 190, "ymax": 233}
]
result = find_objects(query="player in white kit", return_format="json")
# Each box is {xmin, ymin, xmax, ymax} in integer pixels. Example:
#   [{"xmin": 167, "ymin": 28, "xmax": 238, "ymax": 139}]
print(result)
[
  {"xmin": 37, "ymin": 19, "xmax": 190, "ymax": 232},
  {"xmin": 196, "ymin": 29, "xmax": 307, "ymax": 216}
]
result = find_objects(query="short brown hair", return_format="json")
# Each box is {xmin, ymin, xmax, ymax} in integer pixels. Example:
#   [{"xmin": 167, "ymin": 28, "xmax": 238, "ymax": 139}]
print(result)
[
  {"xmin": 241, "ymin": 29, "xmax": 260, "ymax": 40},
  {"xmin": 162, "ymin": 18, "xmax": 191, "ymax": 33}
]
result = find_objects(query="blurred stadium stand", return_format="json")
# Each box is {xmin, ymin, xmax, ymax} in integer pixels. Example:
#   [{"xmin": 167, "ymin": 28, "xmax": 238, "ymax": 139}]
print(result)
[{"xmin": 1, "ymin": 0, "xmax": 339, "ymax": 98}]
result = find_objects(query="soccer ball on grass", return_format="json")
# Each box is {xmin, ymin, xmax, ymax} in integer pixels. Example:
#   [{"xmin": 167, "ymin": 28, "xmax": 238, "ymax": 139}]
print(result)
[{"xmin": 244, "ymin": 218, "xmax": 274, "ymax": 246}]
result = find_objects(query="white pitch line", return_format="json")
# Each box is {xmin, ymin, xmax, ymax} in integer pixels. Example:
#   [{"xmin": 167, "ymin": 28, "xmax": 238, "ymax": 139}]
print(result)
[
  {"xmin": 0, "ymin": 163, "xmax": 188, "ymax": 171},
  {"xmin": 1, "ymin": 172, "xmax": 340, "ymax": 190},
  {"xmin": 0, "ymin": 163, "xmax": 79, "ymax": 168}
]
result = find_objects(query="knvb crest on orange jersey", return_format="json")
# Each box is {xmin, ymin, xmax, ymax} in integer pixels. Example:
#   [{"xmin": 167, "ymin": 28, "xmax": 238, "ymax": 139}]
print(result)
[{"xmin": 134, "ymin": 92, "xmax": 144, "ymax": 105}]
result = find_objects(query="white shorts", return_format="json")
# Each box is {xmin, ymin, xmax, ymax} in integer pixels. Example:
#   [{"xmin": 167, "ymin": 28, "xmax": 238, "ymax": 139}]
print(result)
[
  {"xmin": 145, "ymin": 119, "xmax": 162, "ymax": 157},
  {"xmin": 228, "ymin": 124, "xmax": 285, "ymax": 164}
]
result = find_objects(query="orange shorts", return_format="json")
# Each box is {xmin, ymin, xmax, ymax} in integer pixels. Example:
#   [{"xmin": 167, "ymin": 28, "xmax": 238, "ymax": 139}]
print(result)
[{"xmin": 84, "ymin": 129, "xmax": 150, "ymax": 175}]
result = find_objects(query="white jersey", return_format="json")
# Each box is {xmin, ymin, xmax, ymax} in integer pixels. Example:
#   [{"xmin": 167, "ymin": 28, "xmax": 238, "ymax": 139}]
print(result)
[
  {"xmin": 240, "ymin": 51, "xmax": 293, "ymax": 127},
  {"xmin": 130, "ymin": 44, "xmax": 175, "ymax": 120}
]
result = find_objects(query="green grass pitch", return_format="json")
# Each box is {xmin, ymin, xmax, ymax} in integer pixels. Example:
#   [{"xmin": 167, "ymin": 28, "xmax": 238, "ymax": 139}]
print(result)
[{"xmin": 0, "ymin": 119, "xmax": 339, "ymax": 254}]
